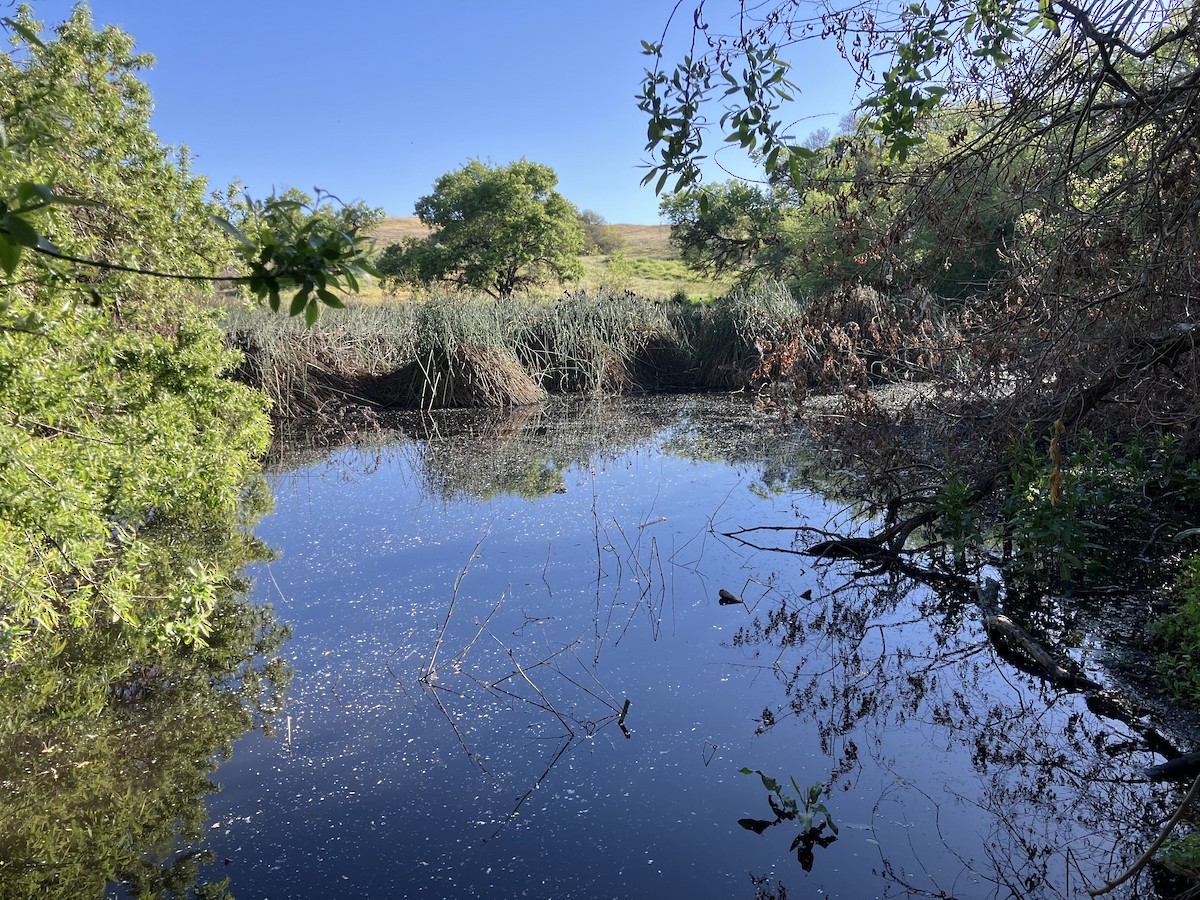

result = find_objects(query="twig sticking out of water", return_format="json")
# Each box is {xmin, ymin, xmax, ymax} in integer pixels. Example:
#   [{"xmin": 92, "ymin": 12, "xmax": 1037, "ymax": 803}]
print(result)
[
  {"xmin": 425, "ymin": 529, "xmax": 490, "ymax": 682},
  {"xmin": 609, "ymin": 517, "xmax": 668, "ymax": 644},
  {"xmin": 617, "ymin": 698, "xmax": 632, "ymax": 739}
]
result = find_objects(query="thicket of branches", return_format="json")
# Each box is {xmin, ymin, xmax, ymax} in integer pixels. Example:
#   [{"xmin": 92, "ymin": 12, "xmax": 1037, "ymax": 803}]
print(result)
[{"xmin": 644, "ymin": 0, "xmax": 1200, "ymax": 504}]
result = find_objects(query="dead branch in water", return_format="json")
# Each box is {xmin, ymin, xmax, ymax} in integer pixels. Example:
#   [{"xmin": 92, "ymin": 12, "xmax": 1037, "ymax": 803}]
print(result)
[{"xmin": 425, "ymin": 529, "xmax": 490, "ymax": 681}]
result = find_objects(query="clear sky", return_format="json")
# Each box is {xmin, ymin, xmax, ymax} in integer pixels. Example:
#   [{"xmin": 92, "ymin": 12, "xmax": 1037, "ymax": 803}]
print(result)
[{"xmin": 26, "ymin": 1, "xmax": 862, "ymax": 224}]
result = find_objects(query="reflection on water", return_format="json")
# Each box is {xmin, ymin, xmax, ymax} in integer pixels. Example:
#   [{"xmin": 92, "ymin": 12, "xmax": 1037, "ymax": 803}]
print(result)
[
  {"xmin": 190, "ymin": 394, "xmax": 1175, "ymax": 898},
  {"xmin": 0, "ymin": 472, "xmax": 288, "ymax": 900},
  {"xmin": 0, "ymin": 594, "xmax": 289, "ymax": 899}
]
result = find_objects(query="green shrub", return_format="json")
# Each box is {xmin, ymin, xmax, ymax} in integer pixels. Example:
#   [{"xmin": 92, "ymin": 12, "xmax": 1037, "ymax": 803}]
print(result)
[
  {"xmin": 1154, "ymin": 556, "xmax": 1200, "ymax": 704},
  {"xmin": 1160, "ymin": 831, "xmax": 1200, "ymax": 882},
  {"xmin": 0, "ymin": 8, "xmax": 272, "ymax": 656},
  {"xmin": 1000, "ymin": 429, "xmax": 1200, "ymax": 584}
]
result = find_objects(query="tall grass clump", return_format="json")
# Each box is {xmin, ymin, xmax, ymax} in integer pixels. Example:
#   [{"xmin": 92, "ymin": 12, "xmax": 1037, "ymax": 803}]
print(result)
[
  {"xmin": 226, "ymin": 292, "xmax": 544, "ymax": 416},
  {"xmin": 225, "ymin": 304, "xmax": 417, "ymax": 418},
  {"xmin": 681, "ymin": 283, "xmax": 815, "ymax": 388},
  {"xmin": 398, "ymin": 290, "xmax": 544, "ymax": 408},
  {"xmin": 520, "ymin": 289, "xmax": 684, "ymax": 393}
]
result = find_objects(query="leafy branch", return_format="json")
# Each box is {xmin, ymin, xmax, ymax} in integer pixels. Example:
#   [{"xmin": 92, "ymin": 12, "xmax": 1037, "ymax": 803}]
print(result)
[{"xmin": 0, "ymin": 181, "xmax": 376, "ymax": 326}]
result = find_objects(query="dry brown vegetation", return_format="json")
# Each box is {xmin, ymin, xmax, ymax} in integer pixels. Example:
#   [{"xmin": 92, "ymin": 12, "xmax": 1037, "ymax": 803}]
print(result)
[
  {"xmin": 225, "ymin": 282, "xmax": 960, "ymax": 424},
  {"xmin": 369, "ymin": 218, "xmax": 674, "ymax": 257}
]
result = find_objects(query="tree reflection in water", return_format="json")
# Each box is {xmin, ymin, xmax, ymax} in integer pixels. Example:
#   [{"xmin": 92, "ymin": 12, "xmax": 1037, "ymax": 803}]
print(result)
[
  {"xmin": 0, "ymin": 598, "xmax": 290, "ymax": 899},
  {"xmin": 252, "ymin": 395, "xmax": 1185, "ymax": 898},
  {"xmin": 0, "ymin": 493, "xmax": 291, "ymax": 900},
  {"xmin": 731, "ymin": 559, "xmax": 1177, "ymax": 898}
]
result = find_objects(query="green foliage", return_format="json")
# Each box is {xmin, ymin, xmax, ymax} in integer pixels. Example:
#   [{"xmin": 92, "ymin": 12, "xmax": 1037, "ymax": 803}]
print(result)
[
  {"xmin": 0, "ymin": 6, "xmax": 274, "ymax": 654},
  {"xmin": 737, "ymin": 767, "xmax": 838, "ymax": 871},
  {"xmin": 639, "ymin": 1, "xmax": 1062, "ymax": 189},
  {"xmin": 638, "ymin": 33, "xmax": 797, "ymax": 193},
  {"xmin": 1153, "ymin": 557, "xmax": 1200, "ymax": 706},
  {"xmin": 1160, "ymin": 830, "xmax": 1200, "ymax": 882},
  {"xmin": 661, "ymin": 180, "xmax": 797, "ymax": 287},
  {"xmin": 1002, "ymin": 430, "xmax": 1095, "ymax": 584},
  {"xmin": 934, "ymin": 467, "xmax": 980, "ymax": 568},
  {"xmin": 999, "ymin": 429, "xmax": 1200, "ymax": 585},
  {"xmin": 217, "ymin": 185, "xmax": 380, "ymax": 326},
  {"xmin": 382, "ymin": 159, "xmax": 586, "ymax": 298},
  {"xmin": 595, "ymin": 252, "xmax": 635, "ymax": 292},
  {"xmin": 0, "ymin": 9, "xmax": 376, "ymax": 326},
  {"xmin": 662, "ymin": 114, "xmax": 1014, "ymax": 298},
  {"xmin": 637, "ymin": 1, "xmax": 1193, "ymax": 314},
  {"xmin": 0, "ymin": 580, "xmax": 290, "ymax": 898},
  {"xmin": 376, "ymin": 236, "xmax": 435, "ymax": 289}
]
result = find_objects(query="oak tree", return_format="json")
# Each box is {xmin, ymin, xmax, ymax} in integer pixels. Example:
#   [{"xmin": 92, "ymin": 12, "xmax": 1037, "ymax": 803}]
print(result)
[{"xmin": 379, "ymin": 159, "xmax": 585, "ymax": 298}]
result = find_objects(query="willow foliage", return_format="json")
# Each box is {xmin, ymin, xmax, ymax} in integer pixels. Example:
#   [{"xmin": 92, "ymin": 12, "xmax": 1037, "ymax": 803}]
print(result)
[{"xmin": 0, "ymin": 6, "xmax": 271, "ymax": 657}]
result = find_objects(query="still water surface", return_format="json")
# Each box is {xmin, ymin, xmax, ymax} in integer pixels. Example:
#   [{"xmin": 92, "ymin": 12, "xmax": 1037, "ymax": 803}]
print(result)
[{"xmin": 201, "ymin": 395, "xmax": 1171, "ymax": 898}]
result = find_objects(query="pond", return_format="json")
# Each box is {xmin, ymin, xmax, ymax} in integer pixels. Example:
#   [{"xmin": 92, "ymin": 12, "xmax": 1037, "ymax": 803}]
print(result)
[{"xmin": 195, "ymin": 394, "xmax": 1174, "ymax": 898}]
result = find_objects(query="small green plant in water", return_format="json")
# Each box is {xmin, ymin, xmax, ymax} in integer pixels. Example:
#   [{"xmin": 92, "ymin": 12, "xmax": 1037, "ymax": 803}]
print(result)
[
  {"xmin": 1002, "ymin": 425, "xmax": 1094, "ymax": 583},
  {"xmin": 738, "ymin": 768, "xmax": 838, "ymax": 872},
  {"xmin": 997, "ymin": 428, "xmax": 1200, "ymax": 586},
  {"xmin": 934, "ymin": 466, "xmax": 979, "ymax": 569}
]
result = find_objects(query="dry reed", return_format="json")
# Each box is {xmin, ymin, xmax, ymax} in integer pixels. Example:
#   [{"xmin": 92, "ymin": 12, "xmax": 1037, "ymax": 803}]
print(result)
[{"xmin": 223, "ymin": 284, "xmax": 966, "ymax": 421}]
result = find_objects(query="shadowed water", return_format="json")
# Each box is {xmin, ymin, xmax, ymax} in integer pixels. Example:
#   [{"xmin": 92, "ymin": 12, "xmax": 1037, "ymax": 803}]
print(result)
[{"xmin": 193, "ymin": 395, "xmax": 1173, "ymax": 899}]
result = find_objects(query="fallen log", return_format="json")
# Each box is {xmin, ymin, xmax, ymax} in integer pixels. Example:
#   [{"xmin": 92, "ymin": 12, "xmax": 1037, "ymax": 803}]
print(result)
[
  {"xmin": 984, "ymin": 613, "xmax": 1104, "ymax": 692},
  {"xmin": 1145, "ymin": 751, "xmax": 1200, "ymax": 783}
]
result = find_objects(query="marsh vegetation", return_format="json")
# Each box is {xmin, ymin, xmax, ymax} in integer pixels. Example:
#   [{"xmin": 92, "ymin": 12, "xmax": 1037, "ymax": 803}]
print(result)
[{"xmin": 5, "ymin": 1, "xmax": 1200, "ymax": 897}]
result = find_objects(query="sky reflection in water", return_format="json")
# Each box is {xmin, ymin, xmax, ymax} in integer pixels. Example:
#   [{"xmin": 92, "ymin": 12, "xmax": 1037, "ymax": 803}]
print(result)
[{"xmin": 203, "ymin": 395, "xmax": 1171, "ymax": 899}]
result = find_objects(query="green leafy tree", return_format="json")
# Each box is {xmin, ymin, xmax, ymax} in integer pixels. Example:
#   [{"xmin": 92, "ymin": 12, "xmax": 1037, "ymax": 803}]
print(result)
[
  {"xmin": 0, "ymin": 5, "xmax": 291, "ymax": 655},
  {"xmin": 577, "ymin": 209, "xmax": 626, "ymax": 255},
  {"xmin": 379, "ymin": 159, "xmax": 585, "ymax": 298},
  {"xmin": 663, "ymin": 117, "xmax": 1014, "ymax": 297},
  {"xmin": 376, "ymin": 235, "xmax": 439, "ymax": 289},
  {"xmin": 0, "ymin": 9, "xmax": 376, "ymax": 328},
  {"xmin": 662, "ymin": 181, "xmax": 788, "ymax": 281}
]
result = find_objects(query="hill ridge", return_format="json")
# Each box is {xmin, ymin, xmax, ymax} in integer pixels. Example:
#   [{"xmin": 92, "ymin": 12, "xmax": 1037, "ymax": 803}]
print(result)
[{"xmin": 369, "ymin": 217, "xmax": 673, "ymax": 258}]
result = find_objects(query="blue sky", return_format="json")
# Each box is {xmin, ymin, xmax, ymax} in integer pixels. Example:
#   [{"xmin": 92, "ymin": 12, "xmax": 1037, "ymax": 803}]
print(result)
[{"xmin": 28, "ymin": 1, "xmax": 861, "ymax": 224}]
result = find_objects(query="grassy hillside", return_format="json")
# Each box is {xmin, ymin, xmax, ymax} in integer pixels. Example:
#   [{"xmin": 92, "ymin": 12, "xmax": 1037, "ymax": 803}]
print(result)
[
  {"xmin": 365, "ymin": 217, "xmax": 730, "ymax": 302},
  {"xmin": 368, "ymin": 217, "xmax": 434, "ymax": 246}
]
